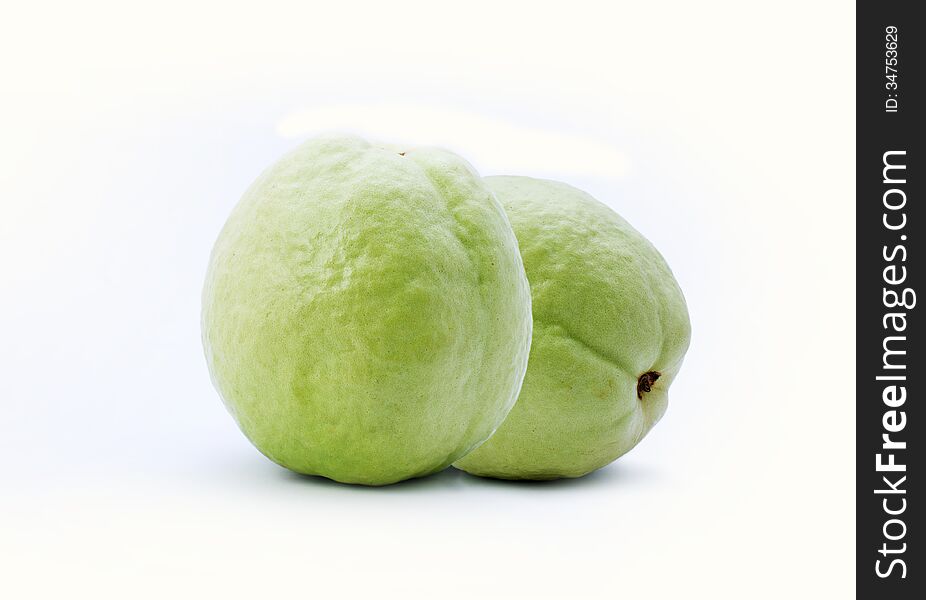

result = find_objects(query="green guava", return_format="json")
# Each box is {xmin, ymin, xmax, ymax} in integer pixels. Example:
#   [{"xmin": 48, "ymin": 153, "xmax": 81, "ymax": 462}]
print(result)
[
  {"xmin": 202, "ymin": 135, "xmax": 532, "ymax": 486},
  {"xmin": 453, "ymin": 176, "xmax": 691, "ymax": 480}
]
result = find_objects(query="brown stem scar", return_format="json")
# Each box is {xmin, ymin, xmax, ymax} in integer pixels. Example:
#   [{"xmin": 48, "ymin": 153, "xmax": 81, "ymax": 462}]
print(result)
[{"xmin": 637, "ymin": 371, "xmax": 661, "ymax": 399}]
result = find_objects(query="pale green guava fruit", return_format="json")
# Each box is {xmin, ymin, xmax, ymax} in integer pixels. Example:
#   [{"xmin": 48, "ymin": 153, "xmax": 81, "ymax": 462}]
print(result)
[
  {"xmin": 202, "ymin": 135, "xmax": 532, "ymax": 486},
  {"xmin": 453, "ymin": 176, "xmax": 691, "ymax": 480}
]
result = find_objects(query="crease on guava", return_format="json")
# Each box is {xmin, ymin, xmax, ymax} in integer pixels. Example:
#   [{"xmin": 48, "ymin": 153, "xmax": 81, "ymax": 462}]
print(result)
[{"xmin": 532, "ymin": 318, "xmax": 635, "ymax": 381}]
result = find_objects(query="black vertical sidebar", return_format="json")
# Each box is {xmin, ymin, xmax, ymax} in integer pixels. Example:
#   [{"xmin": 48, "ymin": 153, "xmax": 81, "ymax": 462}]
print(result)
[{"xmin": 858, "ymin": 0, "xmax": 922, "ymax": 595}]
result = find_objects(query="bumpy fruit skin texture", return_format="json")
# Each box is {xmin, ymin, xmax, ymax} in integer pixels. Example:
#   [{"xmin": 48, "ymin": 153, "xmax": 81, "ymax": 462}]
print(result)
[
  {"xmin": 454, "ymin": 176, "xmax": 691, "ymax": 480},
  {"xmin": 202, "ymin": 136, "xmax": 532, "ymax": 485}
]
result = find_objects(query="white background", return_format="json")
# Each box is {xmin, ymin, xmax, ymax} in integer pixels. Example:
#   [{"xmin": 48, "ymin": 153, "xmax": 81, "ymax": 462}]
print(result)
[{"xmin": 1, "ymin": 1, "xmax": 854, "ymax": 598}]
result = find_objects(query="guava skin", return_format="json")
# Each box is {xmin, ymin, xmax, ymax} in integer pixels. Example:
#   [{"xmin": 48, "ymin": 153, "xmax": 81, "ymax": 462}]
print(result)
[
  {"xmin": 202, "ymin": 136, "xmax": 532, "ymax": 486},
  {"xmin": 453, "ymin": 176, "xmax": 690, "ymax": 480}
]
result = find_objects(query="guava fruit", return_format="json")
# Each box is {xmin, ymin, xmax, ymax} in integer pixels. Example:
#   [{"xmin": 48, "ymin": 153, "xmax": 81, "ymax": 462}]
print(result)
[
  {"xmin": 453, "ymin": 176, "xmax": 690, "ymax": 480},
  {"xmin": 202, "ymin": 135, "xmax": 532, "ymax": 485}
]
